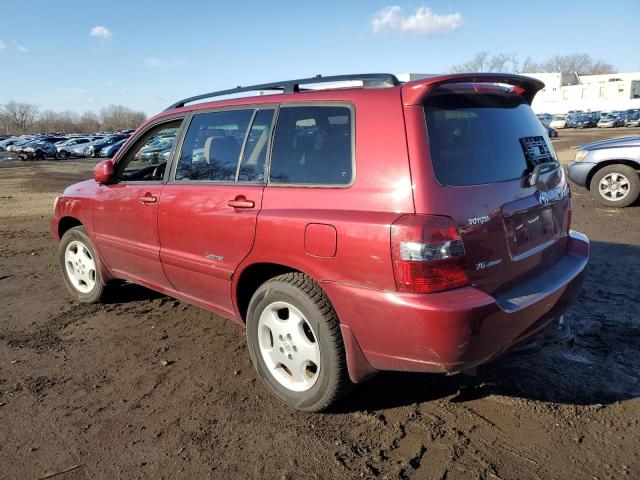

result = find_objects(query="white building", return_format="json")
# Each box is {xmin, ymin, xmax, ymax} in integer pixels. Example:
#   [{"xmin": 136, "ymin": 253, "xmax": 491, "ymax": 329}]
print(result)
[{"xmin": 525, "ymin": 72, "xmax": 640, "ymax": 114}]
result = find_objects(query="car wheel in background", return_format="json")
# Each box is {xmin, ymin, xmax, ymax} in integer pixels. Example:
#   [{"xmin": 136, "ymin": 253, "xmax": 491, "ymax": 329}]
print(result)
[
  {"xmin": 58, "ymin": 226, "xmax": 109, "ymax": 303},
  {"xmin": 57, "ymin": 150, "xmax": 69, "ymax": 159},
  {"xmin": 246, "ymin": 272, "xmax": 352, "ymax": 411},
  {"xmin": 590, "ymin": 164, "xmax": 640, "ymax": 208}
]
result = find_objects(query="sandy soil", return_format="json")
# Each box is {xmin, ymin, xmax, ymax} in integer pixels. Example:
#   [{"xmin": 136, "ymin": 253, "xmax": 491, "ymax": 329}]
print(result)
[{"xmin": 0, "ymin": 129, "xmax": 639, "ymax": 479}]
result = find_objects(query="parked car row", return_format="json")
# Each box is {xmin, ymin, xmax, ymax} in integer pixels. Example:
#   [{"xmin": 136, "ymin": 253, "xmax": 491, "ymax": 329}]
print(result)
[
  {"xmin": 543, "ymin": 109, "xmax": 640, "ymax": 130},
  {"xmin": 0, "ymin": 129, "xmax": 135, "ymax": 160}
]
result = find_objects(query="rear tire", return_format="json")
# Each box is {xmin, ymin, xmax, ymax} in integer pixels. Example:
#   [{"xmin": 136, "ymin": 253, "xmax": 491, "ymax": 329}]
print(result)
[
  {"xmin": 246, "ymin": 273, "xmax": 351, "ymax": 411},
  {"xmin": 590, "ymin": 164, "xmax": 640, "ymax": 208},
  {"xmin": 58, "ymin": 226, "xmax": 109, "ymax": 303}
]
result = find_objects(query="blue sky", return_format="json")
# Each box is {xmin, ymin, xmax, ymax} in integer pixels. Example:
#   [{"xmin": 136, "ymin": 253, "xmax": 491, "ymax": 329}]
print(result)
[{"xmin": 1, "ymin": 0, "xmax": 639, "ymax": 116}]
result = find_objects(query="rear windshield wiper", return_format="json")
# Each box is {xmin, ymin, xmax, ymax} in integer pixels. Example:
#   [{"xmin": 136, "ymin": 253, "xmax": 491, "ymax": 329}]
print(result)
[
  {"xmin": 528, "ymin": 161, "xmax": 560, "ymax": 187},
  {"xmin": 518, "ymin": 136, "xmax": 560, "ymax": 187}
]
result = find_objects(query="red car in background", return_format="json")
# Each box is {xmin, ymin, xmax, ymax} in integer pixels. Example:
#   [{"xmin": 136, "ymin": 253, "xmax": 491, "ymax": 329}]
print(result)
[{"xmin": 51, "ymin": 73, "xmax": 589, "ymax": 411}]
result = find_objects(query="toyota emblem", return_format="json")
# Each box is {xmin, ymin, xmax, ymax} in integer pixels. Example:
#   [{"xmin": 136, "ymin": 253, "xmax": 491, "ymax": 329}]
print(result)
[{"xmin": 538, "ymin": 192, "xmax": 549, "ymax": 206}]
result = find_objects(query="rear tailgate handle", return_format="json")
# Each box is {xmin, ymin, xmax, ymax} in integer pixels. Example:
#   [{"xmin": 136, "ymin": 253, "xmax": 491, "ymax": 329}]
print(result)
[{"xmin": 228, "ymin": 197, "xmax": 254, "ymax": 209}]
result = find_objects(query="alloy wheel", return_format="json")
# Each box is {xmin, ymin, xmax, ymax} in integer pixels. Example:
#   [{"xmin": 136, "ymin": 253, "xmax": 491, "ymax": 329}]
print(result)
[
  {"xmin": 257, "ymin": 301, "xmax": 321, "ymax": 392},
  {"xmin": 599, "ymin": 172, "xmax": 630, "ymax": 201},
  {"xmin": 64, "ymin": 240, "xmax": 97, "ymax": 293}
]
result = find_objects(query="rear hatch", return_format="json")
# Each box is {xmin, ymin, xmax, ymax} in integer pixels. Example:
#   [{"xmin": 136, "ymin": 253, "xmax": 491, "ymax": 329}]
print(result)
[{"xmin": 417, "ymin": 83, "xmax": 570, "ymax": 296}]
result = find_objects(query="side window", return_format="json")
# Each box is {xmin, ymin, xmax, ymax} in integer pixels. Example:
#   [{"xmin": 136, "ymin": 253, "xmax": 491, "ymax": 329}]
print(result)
[
  {"xmin": 238, "ymin": 109, "xmax": 275, "ymax": 182},
  {"xmin": 175, "ymin": 109, "xmax": 253, "ymax": 181},
  {"xmin": 118, "ymin": 120, "xmax": 182, "ymax": 182},
  {"xmin": 269, "ymin": 106, "xmax": 352, "ymax": 185}
]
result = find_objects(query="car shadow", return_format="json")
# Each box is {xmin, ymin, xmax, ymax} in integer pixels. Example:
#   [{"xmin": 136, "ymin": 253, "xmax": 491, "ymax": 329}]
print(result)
[
  {"xmin": 102, "ymin": 281, "xmax": 167, "ymax": 304},
  {"xmin": 336, "ymin": 241, "xmax": 640, "ymax": 412},
  {"xmin": 94, "ymin": 241, "xmax": 639, "ymax": 410}
]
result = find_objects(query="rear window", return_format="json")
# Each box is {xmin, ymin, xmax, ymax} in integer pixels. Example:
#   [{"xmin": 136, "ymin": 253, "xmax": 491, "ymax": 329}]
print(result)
[
  {"xmin": 424, "ymin": 93, "xmax": 554, "ymax": 187},
  {"xmin": 175, "ymin": 109, "xmax": 253, "ymax": 181}
]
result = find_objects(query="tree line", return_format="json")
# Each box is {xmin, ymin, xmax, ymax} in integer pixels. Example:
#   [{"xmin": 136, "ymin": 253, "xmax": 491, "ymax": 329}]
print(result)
[
  {"xmin": 0, "ymin": 102, "xmax": 147, "ymax": 135},
  {"xmin": 450, "ymin": 52, "xmax": 616, "ymax": 75}
]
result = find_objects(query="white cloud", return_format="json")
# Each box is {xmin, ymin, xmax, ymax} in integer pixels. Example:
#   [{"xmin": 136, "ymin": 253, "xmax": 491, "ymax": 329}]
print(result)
[
  {"xmin": 372, "ymin": 5, "xmax": 463, "ymax": 36},
  {"xmin": 143, "ymin": 56, "xmax": 185, "ymax": 69},
  {"xmin": 12, "ymin": 41, "xmax": 28, "ymax": 53},
  {"xmin": 0, "ymin": 39, "xmax": 6, "ymax": 50},
  {"xmin": 89, "ymin": 26, "xmax": 112, "ymax": 41}
]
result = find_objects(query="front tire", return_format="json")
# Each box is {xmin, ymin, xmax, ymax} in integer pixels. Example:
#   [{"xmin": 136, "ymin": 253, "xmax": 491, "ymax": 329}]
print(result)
[
  {"xmin": 246, "ymin": 273, "xmax": 351, "ymax": 411},
  {"xmin": 590, "ymin": 164, "xmax": 640, "ymax": 208},
  {"xmin": 58, "ymin": 226, "xmax": 108, "ymax": 303}
]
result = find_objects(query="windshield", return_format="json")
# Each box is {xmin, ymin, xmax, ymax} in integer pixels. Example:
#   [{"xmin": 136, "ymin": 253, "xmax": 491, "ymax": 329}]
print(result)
[{"xmin": 424, "ymin": 93, "xmax": 556, "ymax": 186}]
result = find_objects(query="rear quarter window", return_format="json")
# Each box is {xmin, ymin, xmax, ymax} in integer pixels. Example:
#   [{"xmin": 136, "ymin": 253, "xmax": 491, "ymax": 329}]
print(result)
[
  {"xmin": 269, "ymin": 105, "xmax": 353, "ymax": 185},
  {"xmin": 424, "ymin": 93, "xmax": 552, "ymax": 186}
]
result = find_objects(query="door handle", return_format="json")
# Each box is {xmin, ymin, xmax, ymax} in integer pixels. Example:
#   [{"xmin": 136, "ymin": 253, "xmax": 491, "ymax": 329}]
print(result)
[
  {"xmin": 228, "ymin": 197, "xmax": 254, "ymax": 209},
  {"xmin": 139, "ymin": 194, "xmax": 157, "ymax": 204}
]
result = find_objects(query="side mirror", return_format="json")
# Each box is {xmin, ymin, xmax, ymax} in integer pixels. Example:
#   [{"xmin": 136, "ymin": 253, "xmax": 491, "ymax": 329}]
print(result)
[{"xmin": 93, "ymin": 159, "xmax": 115, "ymax": 184}]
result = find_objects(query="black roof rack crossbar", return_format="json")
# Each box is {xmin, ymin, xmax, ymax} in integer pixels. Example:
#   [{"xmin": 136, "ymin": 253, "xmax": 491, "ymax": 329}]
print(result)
[{"xmin": 165, "ymin": 73, "xmax": 401, "ymax": 110}]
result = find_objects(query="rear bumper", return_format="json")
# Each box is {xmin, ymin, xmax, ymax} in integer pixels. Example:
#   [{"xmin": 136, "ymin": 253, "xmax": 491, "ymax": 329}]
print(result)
[
  {"xmin": 567, "ymin": 162, "xmax": 596, "ymax": 187},
  {"xmin": 324, "ymin": 231, "xmax": 589, "ymax": 382}
]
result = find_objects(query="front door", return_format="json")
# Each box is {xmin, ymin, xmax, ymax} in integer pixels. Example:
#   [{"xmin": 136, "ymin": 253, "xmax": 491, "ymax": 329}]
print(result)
[
  {"xmin": 92, "ymin": 119, "xmax": 183, "ymax": 288},
  {"xmin": 158, "ymin": 107, "xmax": 276, "ymax": 314}
]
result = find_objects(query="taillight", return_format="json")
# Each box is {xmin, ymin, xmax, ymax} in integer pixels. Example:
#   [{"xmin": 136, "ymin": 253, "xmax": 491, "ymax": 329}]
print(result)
[{"xmin": 391, "ymin": 214, "xmax": 469, "ymax": 294}]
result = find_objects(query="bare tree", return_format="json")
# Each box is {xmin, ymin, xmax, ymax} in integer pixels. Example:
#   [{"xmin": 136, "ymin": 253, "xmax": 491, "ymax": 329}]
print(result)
[
  {"xmin": 0, "ymin": 112, "xmax": 11, "ymax": 135},
  {"xmin": 0, "ymin": 101, "xmax": 147, "ymax": 135},
  {"xmin": 1, "ymin": 101, "xmax": 39, "ymax": 133},
  {"xmin": 451, "ymin": 52, "xmax": 616, "ymax": 75},
  {"xmin": 35, "ymin": 110, "xmax": 82, "ymax": 133},
  {"xmin": 513, "ymin": 54, "xmax": 538, "ymax": 74},
  {"xmin": 450, "ymin": 51, "xmax": 537, "ymax": 74},
  {"xmin": 79, "ymin": 111, "xmax": 101, "ymax": 133},
  {"xmin": 100, "ymin": 105, "xmax": 147, "ymax": 131},
  {"xmin": 538, "ymin": 54, "xmax": 615, "ymax": 75},
  {"xmin": 450, "ymin": 51, "xmax": 491, "ymax": 73}
]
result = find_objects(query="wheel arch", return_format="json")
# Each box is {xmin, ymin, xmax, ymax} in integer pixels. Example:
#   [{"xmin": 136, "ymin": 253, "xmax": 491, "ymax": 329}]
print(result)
[
  {"xmin": 234, "ymin": 262, "xmax": 303, "ymax": 324},
  {"xmin": 586, "ymin": 159, "xmax": 640, "ymax": 190},
  {"xmin": 56, "ymin": 216, "xmax": 116, "ymax": 283},
  {"xmin": 58, "ymin": 216, "xmax": 83, "ymax": 239}
]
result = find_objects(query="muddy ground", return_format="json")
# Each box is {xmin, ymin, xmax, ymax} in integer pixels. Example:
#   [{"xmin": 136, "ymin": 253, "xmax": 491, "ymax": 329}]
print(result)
[{"xmin": 1, "ymin": 128, "xmax": 639, "ymax": 480}]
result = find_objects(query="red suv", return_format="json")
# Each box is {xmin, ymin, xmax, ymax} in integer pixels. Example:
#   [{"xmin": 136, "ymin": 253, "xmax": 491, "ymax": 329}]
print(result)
[{"xmin": 52, "ymin": 73, "xmax": 589, "ymax": 411}]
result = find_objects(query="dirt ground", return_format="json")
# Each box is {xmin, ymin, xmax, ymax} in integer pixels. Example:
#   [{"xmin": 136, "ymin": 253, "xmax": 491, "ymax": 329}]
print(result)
[{"xmin": 1, "ymin": 128, "xmax": 639, "ymax": 480}]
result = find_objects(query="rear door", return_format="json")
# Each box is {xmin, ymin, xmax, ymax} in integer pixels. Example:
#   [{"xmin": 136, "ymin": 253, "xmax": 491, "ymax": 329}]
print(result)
[
  {"xmin": 417, "ymin": 87, "xmax": 570, "ymax": 295},
  {"xmin": 158, "ymin": 107, "xmax": 276, "ymax": 315}
]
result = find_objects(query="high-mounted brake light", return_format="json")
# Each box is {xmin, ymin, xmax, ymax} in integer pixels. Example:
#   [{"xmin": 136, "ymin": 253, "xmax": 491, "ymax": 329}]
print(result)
[{"xmin": 391, "ymin": 214, "xmax": 469, "ymax": 294}]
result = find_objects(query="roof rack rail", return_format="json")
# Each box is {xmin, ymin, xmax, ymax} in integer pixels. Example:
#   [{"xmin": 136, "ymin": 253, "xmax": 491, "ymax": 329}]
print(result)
[{"xmin": 165, "ymin": 73, "xmax": 401, "ymax": 110}]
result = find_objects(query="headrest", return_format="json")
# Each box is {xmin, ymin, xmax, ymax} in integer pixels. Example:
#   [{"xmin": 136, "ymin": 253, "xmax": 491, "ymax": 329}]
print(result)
[{"xmin": 203, "ymin": 136, "xmax": 213, "ymax": 164}]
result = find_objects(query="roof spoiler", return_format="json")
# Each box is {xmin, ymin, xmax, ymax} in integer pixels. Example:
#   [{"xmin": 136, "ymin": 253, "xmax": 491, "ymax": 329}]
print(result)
[{"xmin": 401, "ymin": 73, "xmax": 545, "ymax": 106}]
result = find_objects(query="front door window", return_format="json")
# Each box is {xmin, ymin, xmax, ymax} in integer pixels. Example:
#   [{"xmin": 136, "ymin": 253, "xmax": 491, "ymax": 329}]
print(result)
[{"xmin": 116, "ymin": 121, "xmax": 182, "ymax": 182}]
